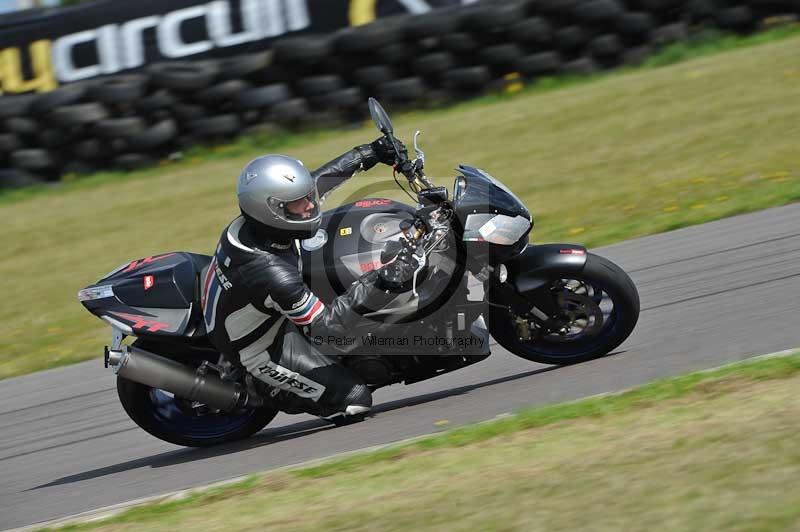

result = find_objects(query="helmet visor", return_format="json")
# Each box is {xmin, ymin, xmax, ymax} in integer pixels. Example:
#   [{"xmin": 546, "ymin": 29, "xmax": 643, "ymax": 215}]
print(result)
[{"xmin": 268, "ymin": 188, "xmax": 320, "ymax": 223}]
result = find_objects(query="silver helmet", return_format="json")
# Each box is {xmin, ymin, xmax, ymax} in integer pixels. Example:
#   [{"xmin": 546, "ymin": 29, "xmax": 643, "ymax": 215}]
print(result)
[{"xmin": 237, "ymin": 154, "xmax": 321, "ymax": 239}]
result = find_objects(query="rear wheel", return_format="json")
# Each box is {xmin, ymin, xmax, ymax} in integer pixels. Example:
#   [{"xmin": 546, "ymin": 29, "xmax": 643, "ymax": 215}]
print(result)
[
  {"xmin": 117, "ymin": 377, "xmax": 277, "ymax": 447},
  {"xmin": 489, "ymin": 253, "xmax": 639, "ymax": 365}
]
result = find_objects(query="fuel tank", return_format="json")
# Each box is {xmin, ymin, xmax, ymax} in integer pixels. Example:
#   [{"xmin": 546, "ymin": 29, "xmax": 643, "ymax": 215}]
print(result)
[{"xmin": 300, "ymin": 198, "xmax": 415, "ymax": 302}]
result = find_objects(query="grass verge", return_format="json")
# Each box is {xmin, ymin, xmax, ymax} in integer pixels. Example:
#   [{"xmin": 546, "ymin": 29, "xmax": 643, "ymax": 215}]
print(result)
[
  {"xmin": 42, "ymin": 350, "xmax": 800, "ymax": 532},
  {"xmin": 2, "ymin": 28, "xmax": 800, "ymax": 379}
]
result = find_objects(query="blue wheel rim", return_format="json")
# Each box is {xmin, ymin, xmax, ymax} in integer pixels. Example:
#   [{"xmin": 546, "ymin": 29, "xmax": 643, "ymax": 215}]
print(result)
[{"xmin": 145, "ymin": 389, "xmax": 258, "ymax": 441}]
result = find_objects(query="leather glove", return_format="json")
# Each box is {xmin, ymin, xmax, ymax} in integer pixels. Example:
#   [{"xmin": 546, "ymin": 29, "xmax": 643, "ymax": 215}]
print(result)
[
  {"xmin": 375, "ymin": 244, "xmax": 420, "ymax": 293},
  {"xmin": 370, "ymin": 136, "xmax": 406, "ymax": 167}
]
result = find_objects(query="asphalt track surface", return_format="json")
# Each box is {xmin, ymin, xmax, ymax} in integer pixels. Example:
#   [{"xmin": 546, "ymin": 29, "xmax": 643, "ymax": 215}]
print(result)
[{"xmin": 2, "ymin": 203, "xmax": 800, "ymax": 530}]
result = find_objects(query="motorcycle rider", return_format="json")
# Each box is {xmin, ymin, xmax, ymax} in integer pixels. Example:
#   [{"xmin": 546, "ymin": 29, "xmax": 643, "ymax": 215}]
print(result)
[{"xmin": 201, "ymin": 138, "xmax": 417, "ymax": 421}]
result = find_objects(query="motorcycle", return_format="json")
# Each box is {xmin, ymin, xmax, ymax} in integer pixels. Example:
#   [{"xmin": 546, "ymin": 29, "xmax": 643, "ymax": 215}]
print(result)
[{"xmin": 78, "ymin": 98, "xmax": 639, "ymax": 447}]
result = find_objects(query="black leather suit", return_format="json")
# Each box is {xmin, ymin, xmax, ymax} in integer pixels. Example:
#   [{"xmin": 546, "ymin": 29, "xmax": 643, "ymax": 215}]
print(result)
[{"xmin": 202, "ymin": 145, "xmax": 394, "ymax": 417}]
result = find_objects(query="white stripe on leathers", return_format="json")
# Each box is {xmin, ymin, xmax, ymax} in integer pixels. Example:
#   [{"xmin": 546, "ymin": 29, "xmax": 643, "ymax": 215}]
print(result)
[
  {"xmin": 224, "ymin": 303, "xmax": 269, "ymax": 341},
  {"xmin": 238, "ymin": 316, "xmax": 286, "ymax": 367}
]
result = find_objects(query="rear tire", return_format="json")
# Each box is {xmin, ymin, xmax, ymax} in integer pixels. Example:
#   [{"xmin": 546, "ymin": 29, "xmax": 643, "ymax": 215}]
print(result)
[
  {"xmin": 117, "ymin": 376, "xmax": 277, "ymax": 447},
  {"xmin": 489, "ymin": 253, "xmax": 639, "ymax": 365}
]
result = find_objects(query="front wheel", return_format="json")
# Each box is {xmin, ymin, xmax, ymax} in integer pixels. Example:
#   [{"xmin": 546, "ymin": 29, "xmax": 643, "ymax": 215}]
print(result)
[
  {"xmin": 117, "ymin": 376, "xmax": 278, "ymax": 447},
  {"xmin": 489, "ymin": 253, "xmax": 639, "ymax": 365}
]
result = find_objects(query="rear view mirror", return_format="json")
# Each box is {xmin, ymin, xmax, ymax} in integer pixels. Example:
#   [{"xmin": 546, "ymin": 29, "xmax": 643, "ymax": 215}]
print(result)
[{"xmin": 368, "ymin": 97, "xmax": 394, "ymax": 135}]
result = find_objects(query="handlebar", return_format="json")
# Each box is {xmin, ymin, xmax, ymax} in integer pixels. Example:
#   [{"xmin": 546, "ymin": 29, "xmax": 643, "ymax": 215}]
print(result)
[
  {"xmin": 384, "ymin": 131, "xmax": 414, "ymax": 179},
  {"xmin": 385, "ymin": 131, "xmax": 434, "ymax": 190}
]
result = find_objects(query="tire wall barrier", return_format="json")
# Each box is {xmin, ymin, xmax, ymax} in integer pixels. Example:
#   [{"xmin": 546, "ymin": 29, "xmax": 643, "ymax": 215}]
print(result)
[{"xmin": 1, "ymin": 0, "xmax": 798, "ymax": 189}]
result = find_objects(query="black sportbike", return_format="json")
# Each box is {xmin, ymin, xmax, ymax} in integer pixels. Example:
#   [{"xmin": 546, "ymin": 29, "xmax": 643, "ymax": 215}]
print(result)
[{"xmin": 79, "ymin": 99, "xmax": 639, "ymax": 447}]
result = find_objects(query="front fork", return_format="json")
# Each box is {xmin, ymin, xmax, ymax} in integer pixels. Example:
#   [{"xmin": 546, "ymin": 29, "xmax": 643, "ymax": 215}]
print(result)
[{"xmin": 486, "ymin": 279, "xmax": 560, "ymax": 340}]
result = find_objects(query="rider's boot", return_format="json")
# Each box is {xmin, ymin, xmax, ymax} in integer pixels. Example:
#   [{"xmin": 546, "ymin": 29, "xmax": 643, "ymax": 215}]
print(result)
[
  {"xmin": 317, "ymin": 383, "xmax": 372, "ymax": 424},
  {"xmin": 248, "ymin": 375, "xmax": 371, "ymax": 423},
  {"xmin": 320, "ymin": 404, "xmax": 370, "ymax": 425}
]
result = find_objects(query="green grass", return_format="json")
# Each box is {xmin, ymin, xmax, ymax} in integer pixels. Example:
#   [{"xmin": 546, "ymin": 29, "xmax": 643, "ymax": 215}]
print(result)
[
  {"xmin": 2, "ymin": 29, "xmax": 800, "ymax": 379},
  {"xmin": 43, "ymin": 350, "xmax": 800, "ymax": 532}
]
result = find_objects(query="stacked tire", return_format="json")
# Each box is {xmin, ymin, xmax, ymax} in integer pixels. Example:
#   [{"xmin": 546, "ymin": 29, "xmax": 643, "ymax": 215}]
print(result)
[{"xmin": 1, "ymin": 0, "xmax": 798, "ymax": 189}]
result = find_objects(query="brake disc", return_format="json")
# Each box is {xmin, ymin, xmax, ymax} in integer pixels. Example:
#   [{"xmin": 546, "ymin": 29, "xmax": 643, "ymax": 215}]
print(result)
[{"xmin": 548, "ymin": 292, "xmax": 604, "ymax": 341}]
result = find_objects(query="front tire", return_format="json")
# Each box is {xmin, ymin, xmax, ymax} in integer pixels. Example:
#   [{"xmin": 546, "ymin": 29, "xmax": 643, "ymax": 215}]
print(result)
[
  {"xmin": 489, "ymin": 253, "xmax": 639, "ymax": 365},
  {"xmin": 117, "ymin": 376, "xmax": 278, "ymax": 447}
]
